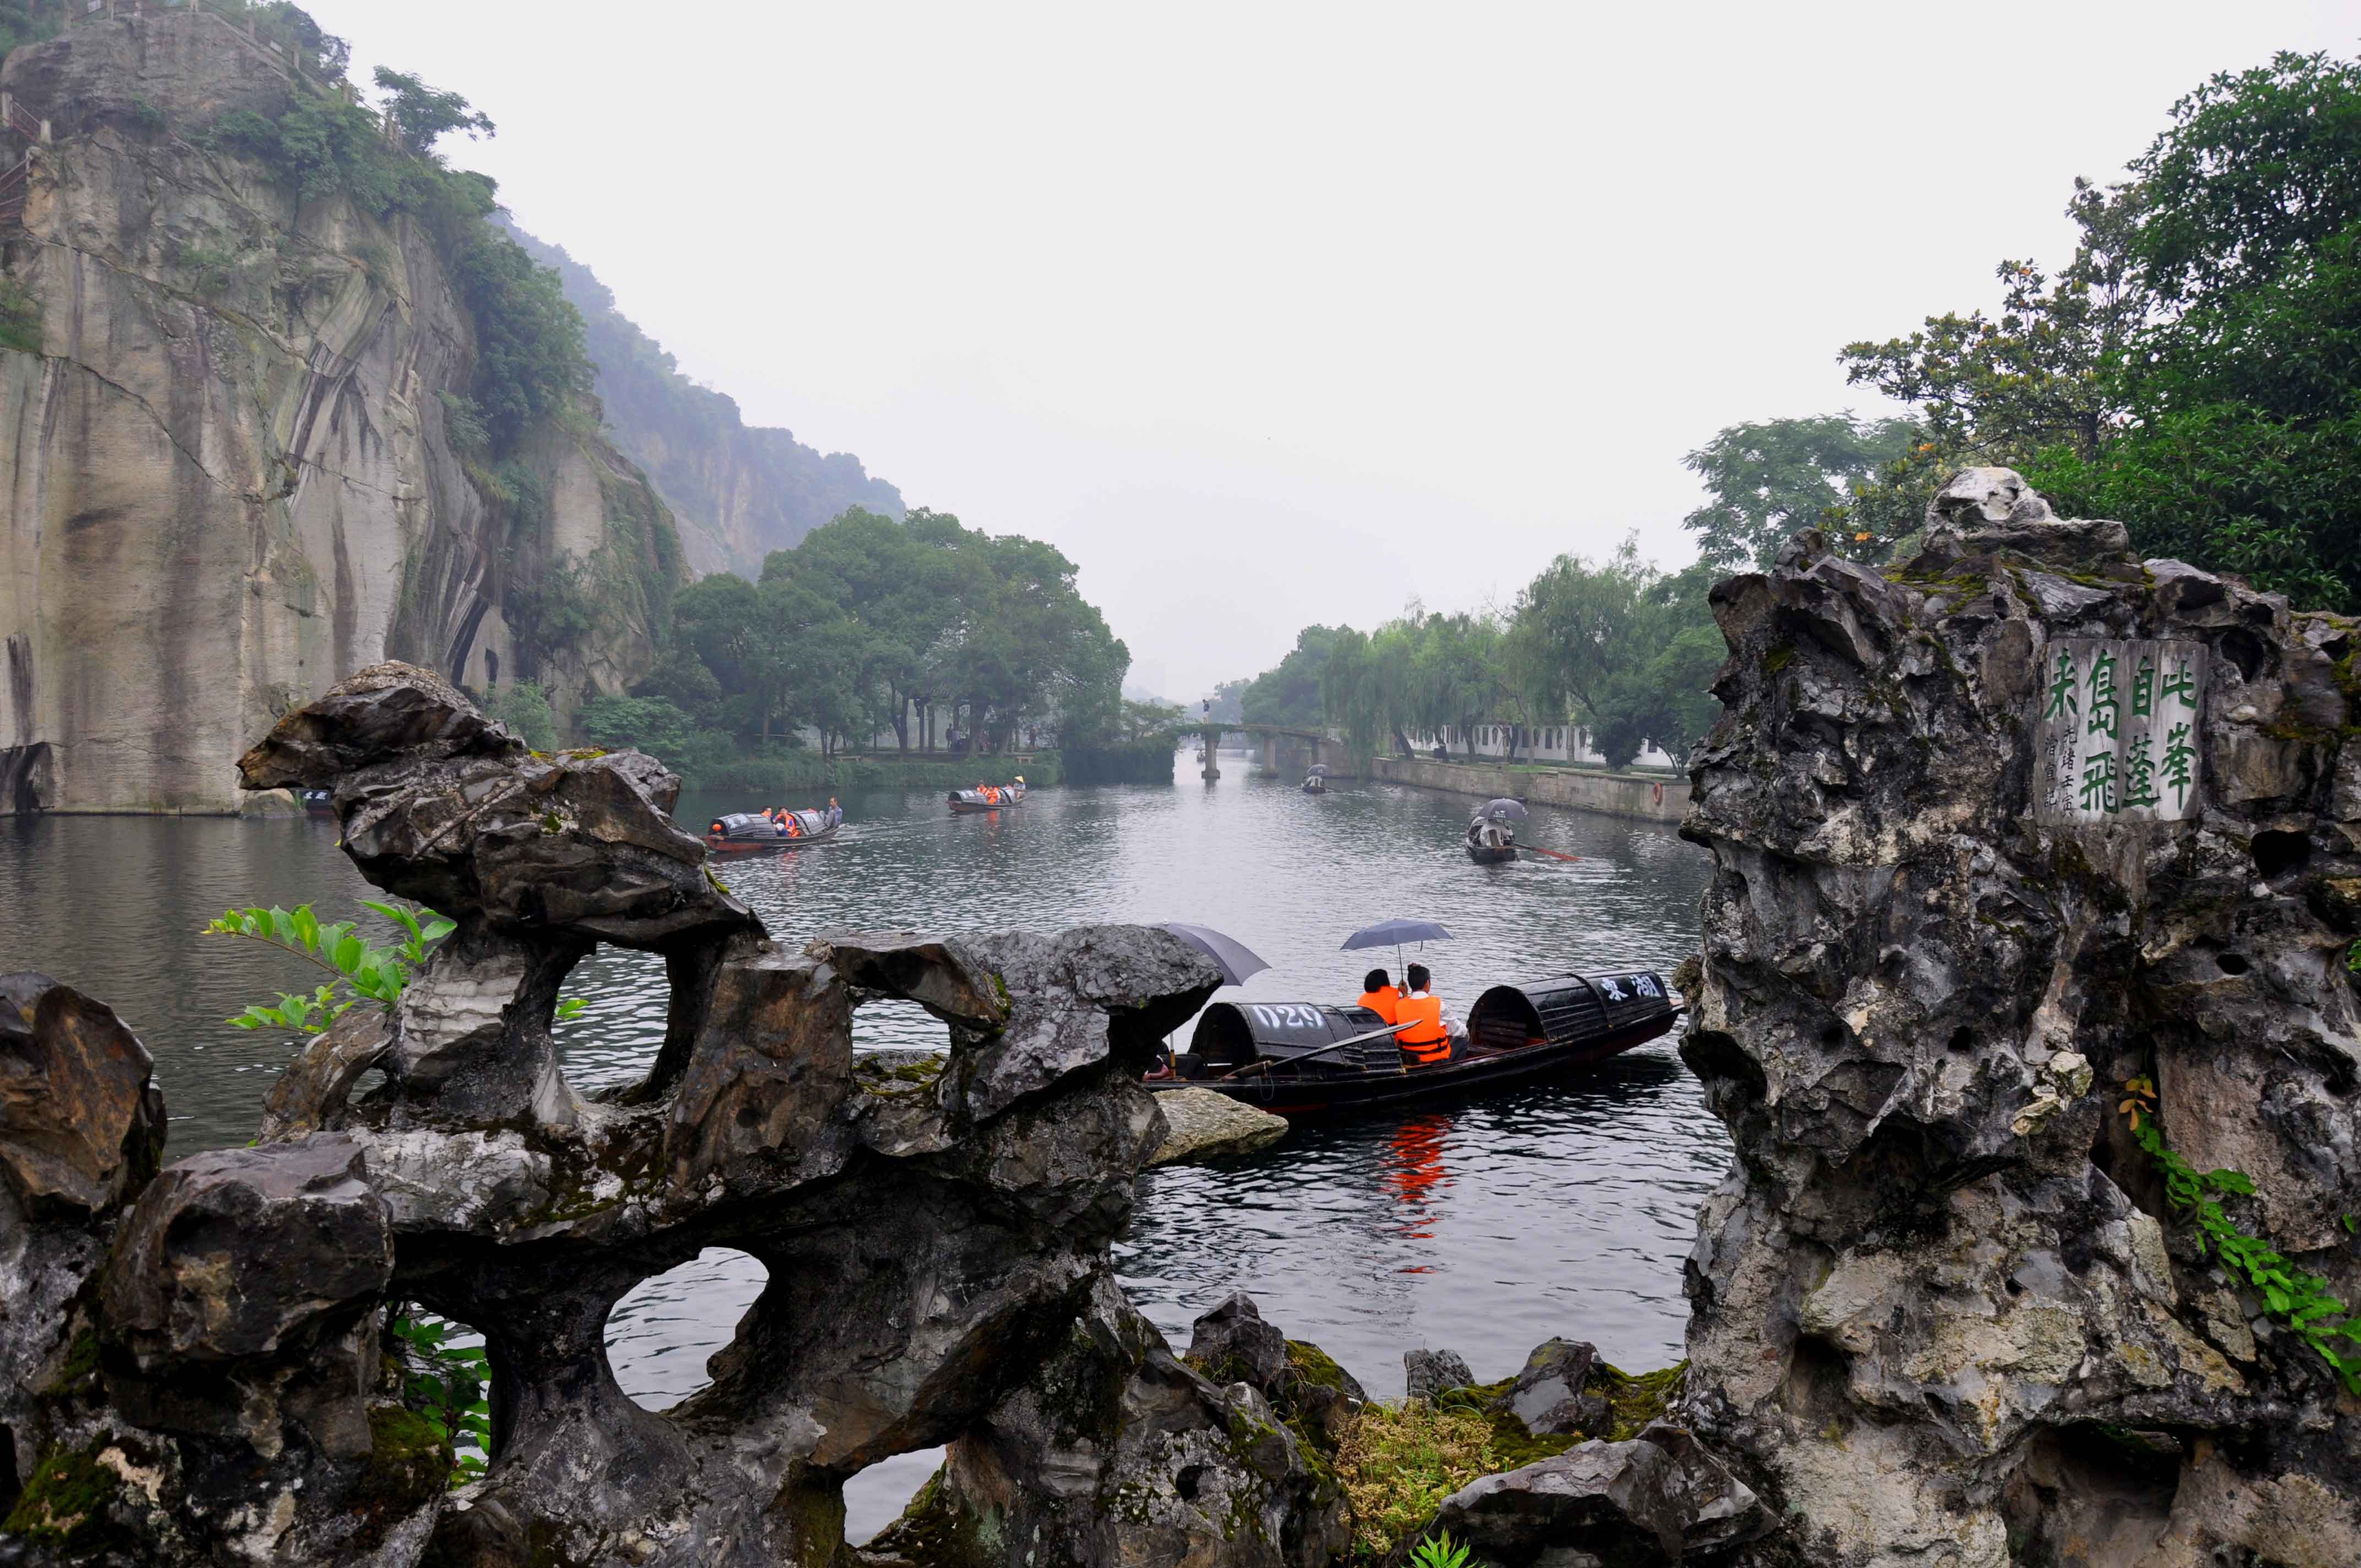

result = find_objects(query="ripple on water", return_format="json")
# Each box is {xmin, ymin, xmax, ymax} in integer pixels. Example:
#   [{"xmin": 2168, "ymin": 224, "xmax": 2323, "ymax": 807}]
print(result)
[{"xmin": 0, "ymin": 771, "xmax": 1727, "ymax": 1541}]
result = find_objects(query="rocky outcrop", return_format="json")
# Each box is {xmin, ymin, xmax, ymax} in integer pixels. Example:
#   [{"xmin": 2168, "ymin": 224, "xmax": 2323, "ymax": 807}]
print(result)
[
  {"xmin": 0, "ymin": 11, "xmax": 684, "ymax": 814},
  {"xmin": 504, "ymin": 223, "xmax": 904, "ymax": 580},
  {"xmin": 866, "ymin": 1285, "xmax": 1353, "ymax": 1568},
  {"xmin": 1679, "ymin": 469, "xmax": 2361, "ymax": 1565},
  {"xmin": 1417, "ymin": 1423, "xmax": 1769, "ymax": 1568},
  {"xmin": 0, "ymin": 663, "xmax": 1334, "ymax": 1567},
  {"xmin": 1144, "ymin": 1085, "xmax": 1289, "ymax": 1166}
]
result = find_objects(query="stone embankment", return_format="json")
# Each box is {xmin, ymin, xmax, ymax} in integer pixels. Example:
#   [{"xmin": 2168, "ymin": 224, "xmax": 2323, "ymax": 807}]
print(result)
[
  {"xmin": 1363, "ymin": 756, "xmax": 1689, "ymax": 825},
  {"xmin": 1679, "ymin": 469, "xmax": 2361, "ymax": 1564}
]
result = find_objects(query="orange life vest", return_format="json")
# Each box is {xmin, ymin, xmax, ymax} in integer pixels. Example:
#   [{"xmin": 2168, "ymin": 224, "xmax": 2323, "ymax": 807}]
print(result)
[
  {"xmin": 1357, "ymin": 987, "xmax": 1401, "ymax": 1023},
  {"xmin": 1395, "ymin": 993, "xmax": 1449, "ymax": 1064}
]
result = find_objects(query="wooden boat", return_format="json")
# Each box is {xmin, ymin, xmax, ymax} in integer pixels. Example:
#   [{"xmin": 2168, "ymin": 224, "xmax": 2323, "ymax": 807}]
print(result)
[
  {"xmin": 1147, "ymin": 971, "xmax": 1678, "ymax": 1117},
  {"xmin": 947, "ymin": 785, "xmax": 1025, "ymax": 814},
  {"xmin": 300, "ymin": 789, "xmax": 336, "ymax": 819},
  {"xmin": 1466, "ymin": 840, "xmax": 1517, "ymax": 864},
  {"xmin": 1302, "ymin": 775, "xmax": 1328, "ymax": 794},
  {"xmin": 703, "ymin": 810, "xmax": 838, "ymax": 854}
]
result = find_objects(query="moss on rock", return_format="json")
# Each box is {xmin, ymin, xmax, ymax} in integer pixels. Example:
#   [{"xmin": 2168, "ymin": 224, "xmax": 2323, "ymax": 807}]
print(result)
[{"xmin": 2, "ymin": 1441, "xmax": 127, "ymax": 1552}]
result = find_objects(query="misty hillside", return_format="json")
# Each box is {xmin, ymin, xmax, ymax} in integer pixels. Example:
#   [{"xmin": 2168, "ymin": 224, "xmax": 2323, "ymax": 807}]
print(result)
[{"xmin": 503, "ymin": 220, "xmax": 902, "ymax": 578}]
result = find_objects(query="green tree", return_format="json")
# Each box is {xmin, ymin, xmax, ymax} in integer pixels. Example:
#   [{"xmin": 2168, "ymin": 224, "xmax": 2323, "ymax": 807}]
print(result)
[
  {"xmin": 1506, "ymin": 543, "xmax": 1717, "ymax": 768},
  {"xmin": 1683, "ymin": 415, "xmax": 1923, "ymax": 568},
  {"xmin": 1842, "ymin": 49, "xmax": 2361, "ymax": 609},
  {"xmin": 1241, "ymin": 627, "xmax": 1343, "ymax": 729},
  {"xmin": 372, "ymin": 67, "xmax": 495, "ymax": 158}
]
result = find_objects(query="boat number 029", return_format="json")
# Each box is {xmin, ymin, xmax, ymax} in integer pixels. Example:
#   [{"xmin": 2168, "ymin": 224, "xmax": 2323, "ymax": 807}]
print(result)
[{"xmin": 1247, "ymin": 1004, "xmax": 1329, "ymax": 1032}]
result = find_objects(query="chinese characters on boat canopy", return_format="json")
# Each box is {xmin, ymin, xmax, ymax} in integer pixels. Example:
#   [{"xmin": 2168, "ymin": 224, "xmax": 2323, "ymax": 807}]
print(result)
[{"xmin": 2031, "ymin": 639, "xmax": 2206, "ymax": 825}]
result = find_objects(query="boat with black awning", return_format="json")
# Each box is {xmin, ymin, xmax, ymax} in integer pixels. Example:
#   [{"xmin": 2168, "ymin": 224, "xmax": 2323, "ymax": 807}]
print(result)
[
  {"xmin": 1147, "ymin": 970, "xmax": 1679, "ymax": 1116},
  {"xmin": 948, "ymin": 782, "xmax": 1026, "ymax": 813},
  {"xmin": 704, "ymin": 809, "xmax": 838, "ymax": 854}
]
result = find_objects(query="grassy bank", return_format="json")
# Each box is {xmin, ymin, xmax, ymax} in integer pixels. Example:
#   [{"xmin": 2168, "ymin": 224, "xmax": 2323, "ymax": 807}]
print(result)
[{"xmin": 676, "ymin": 752, "xmax": 1065, "ymax": 793}]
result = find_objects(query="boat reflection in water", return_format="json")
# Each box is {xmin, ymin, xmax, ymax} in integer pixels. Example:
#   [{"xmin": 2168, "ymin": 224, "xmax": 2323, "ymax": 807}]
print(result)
[{"xmin": 1386, "ymin": 1114, "xmax": 1452, "ymax": 1266}]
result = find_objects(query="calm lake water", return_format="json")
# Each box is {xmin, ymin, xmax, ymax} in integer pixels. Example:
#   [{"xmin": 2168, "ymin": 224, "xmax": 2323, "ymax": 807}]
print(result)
[{"xmin": 0, "ymin": 764, "xmax": 1727, "ymax": 1538}]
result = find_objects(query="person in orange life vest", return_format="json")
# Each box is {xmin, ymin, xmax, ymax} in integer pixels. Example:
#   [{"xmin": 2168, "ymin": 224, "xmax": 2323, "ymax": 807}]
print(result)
[
  {"xmin": 1394, "ymin": 962, "xmax": 1454, "ymax": 1066},
  {"xmin": 784, "ymin": 811, "xmax": 802, "ymax": 837},
  {"xmin": 1356, "ymin": 967, "xmax": 1400, "ymax": 1023}
]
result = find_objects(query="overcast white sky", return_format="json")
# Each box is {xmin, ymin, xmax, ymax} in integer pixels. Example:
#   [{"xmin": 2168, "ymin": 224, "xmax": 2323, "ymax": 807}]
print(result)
[{"xmin": 307, "ymin": 1, "xmax": 2355, "ymax": 703}]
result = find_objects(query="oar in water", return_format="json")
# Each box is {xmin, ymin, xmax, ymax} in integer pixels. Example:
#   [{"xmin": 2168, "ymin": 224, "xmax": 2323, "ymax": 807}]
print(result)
[
  {"xmin": 1517, "ymin": 844, "xmax": 1582, "ymax": 863},
  {"xmin": 1214, "ymin": 1018, "xmax": 1415, "ymax": 1081}
]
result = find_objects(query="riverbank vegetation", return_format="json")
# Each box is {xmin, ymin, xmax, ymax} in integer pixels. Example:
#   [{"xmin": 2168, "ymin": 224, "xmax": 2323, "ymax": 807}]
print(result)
[
  {"xmin": 579, "ymin": 505, "xmax": 1134, "ymax": 784},
  {"xmin": 1226, "ymin": 47, "xmax": 2361, "ymax": 766}
]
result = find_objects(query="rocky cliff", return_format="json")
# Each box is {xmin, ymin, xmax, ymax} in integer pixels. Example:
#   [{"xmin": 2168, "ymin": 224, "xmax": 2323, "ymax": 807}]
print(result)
[
  {"xmin": 505, "ymin": 222, "xmax": 904, "ymax": 580},
  {"xmin": 1680, "ymin": 470, "xmax": 2361, "ymax": 1565},
  {"xmin": 0, "ymin": 9, "xmax": 685, "ymax": 814}
]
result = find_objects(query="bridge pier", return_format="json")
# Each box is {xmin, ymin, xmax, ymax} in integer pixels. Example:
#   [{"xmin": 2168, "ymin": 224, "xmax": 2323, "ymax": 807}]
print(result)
[{"xmin": 1200, "ymin": 722, "xmax": 1221, "ymax": 781}]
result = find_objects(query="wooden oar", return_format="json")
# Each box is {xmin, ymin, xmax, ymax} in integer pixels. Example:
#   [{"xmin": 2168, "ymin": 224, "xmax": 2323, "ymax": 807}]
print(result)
[
  {"xmin": 1517, "ymin": 844, "xmax": 1582, "ymax": 863},
  {"xmin": 1214, "ymin": 1018, "xmax": 1417, "ymax": 1081}
]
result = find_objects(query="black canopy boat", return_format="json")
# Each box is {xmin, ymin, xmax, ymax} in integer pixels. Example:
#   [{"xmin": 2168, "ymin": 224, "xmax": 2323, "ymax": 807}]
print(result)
[
  {"xmin": 947, "ymin": 782, "xmax": 1026, "ymax": 814},
  {"xmin": 300, "ymin": 789, "xmax": 336, "ymax": 819},
  {"xmin": 1465, "ymin": 797, "xmax": 1524, "ymax": 864},
  {"xmin": 704, "ymin": 809, "xmax": 838, "ymax": 854},
  {"xmin": 1301, "ymin": 764, "xmax": 1330, "ymax": 794},
  {"xmin": 1150, "ymin": 969, "xmax": 1680, "ymax": 1116}
]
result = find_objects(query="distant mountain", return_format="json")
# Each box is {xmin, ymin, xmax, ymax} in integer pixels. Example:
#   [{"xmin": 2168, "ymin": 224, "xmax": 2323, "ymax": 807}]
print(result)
[{"xmin": 503, "ymin": 221, "xmax": 902, "ymax": 578}]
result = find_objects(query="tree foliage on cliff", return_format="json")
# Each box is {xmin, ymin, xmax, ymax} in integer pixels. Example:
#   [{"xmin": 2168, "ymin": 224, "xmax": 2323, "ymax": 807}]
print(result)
[
  {"xmin": 645, "ymin": 508, "xmax": 1128, "ymax": 758},
  {"xmin": 1841, "ymin": 49, "xmax": 2361, "ymax": 609},
  {"xmin": 197, "ymin": 56, "xmax": 586, "ymax": 455},
  {"xmin": 1682, "ymin": 414, "xmax": 1924, "ymax": 569}
]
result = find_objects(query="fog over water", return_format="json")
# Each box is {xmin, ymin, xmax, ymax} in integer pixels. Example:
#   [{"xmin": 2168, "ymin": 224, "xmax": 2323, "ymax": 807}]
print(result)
[{"xmin": 1, "ymin": 769, "xmax": 1722, "ymax": 1537}]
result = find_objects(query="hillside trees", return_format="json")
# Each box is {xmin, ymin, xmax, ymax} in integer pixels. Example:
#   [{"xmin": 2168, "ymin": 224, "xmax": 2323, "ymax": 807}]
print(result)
[
  {"xmin": 635, "ymin": 508, "xmax": 1129, "ymax": 760},
  {"xmin": 1842, "ymin": 49, "xmax": 2361, "ymax": 607}
]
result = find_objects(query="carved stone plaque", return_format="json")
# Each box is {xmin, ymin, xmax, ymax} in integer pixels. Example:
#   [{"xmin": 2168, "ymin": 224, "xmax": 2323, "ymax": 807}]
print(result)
[{"xmin": 2030, "ymin": 638, "xmax": 2206, "ymax": 825}]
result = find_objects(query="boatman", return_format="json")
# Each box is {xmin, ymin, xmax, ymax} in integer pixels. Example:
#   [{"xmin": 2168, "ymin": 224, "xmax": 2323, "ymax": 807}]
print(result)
[
  {"xmin": 1394, "ymin": 963, "xmax": 1455, "ymax": 1068},
  {"xmin": 826, "ymin": 797, "xmax": 842, "ymax": 829},
  {"xmin": 1356, "ymin": 968, "xmax": 1400, "ymax": 1022}
]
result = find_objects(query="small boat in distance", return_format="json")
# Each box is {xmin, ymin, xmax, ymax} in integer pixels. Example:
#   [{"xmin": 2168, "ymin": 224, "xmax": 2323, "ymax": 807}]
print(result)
[
  {"xmin": 1466, "ymin": 797, "xmax": 1524, "ymax": 864},
  {"xmin": 705, "ymin": 809, "xmax": 838, "ymax": 854},
  {"xmin": 948, "ymin": 780, "xmax": 1026, "ymax": 814},
  {"xmin": 1148, "ymin": 970, "xmax": 1678, "ymax": 1117},
  {"xmin": 1302, "ymin": 764, "xmax": 1329, "ymax": 794},
  {"xmin": 300, "ymin": 789, "xmax": 335, "ymax": 819}
]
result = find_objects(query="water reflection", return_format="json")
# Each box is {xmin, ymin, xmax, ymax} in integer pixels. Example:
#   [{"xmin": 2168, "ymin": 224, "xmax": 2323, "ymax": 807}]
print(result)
[{"xmin": 0, "ymin": 771, "xmax": 1724, "ymax": 1540}]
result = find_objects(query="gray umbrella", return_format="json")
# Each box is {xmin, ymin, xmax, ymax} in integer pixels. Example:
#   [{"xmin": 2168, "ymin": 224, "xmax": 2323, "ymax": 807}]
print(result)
[
  {"xmin": 1158, "ymin": 923, "xmax": 1271, "ymax": 986},
  {"xmin": 1480, "ymin": 798, "xmax": 1528, "ymax": 823}
]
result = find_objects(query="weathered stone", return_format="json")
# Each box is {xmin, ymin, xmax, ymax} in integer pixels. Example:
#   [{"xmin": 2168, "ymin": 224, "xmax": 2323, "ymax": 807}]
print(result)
[
  {"xmin": 1146, "ymin": 1086, "xmax": 1288, "ymax": 1166},
  {"xmin": 1681, "ymin": 471, "xmax": 2361, "ymax": 1566},
  {"xmin": 1498, "ymin": 1337, "xmax": 1609, "ymax": 1438},
  {"xmin": 864, "ymin": 1277, "xmax": 1351, "ymax": 1568},
  {"xmin": 1415, "ymin": 1422, "xmax": 1769, "ymax": 1566},
  {"xmin": 1188, "ymin": 1291, "xmax": 1293, "ymax": 1389},
  {"xmin": 0, "ymin": 972, "xmax": 164, "ymax": 1215},
  {"xmin": 234, "ymin": 661, "xmax": 522, "ymax": 791},
  {"xmin": 1405, "ymin": 1347, "xmax": 1475, "ymax": 1401},
  {"xmin": 3, "ymin": 658, "xmax": 1305, "ymax": 1566}
]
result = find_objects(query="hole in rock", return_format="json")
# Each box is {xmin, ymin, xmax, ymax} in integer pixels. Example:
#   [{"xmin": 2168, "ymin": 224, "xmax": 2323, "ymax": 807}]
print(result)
[
  {"xmin": 847, "ymin": 1447, "xmax": 950, "ymax": 1546},
  {"xmin": 605, "ymin": 1249, "xmax": 770, "ymax": 1413},
  {"xmin": 1176, "ymin": 1463, "xmax": 1207, "ymax": 1501},
  {"xmin": 1946, "ymin": 1027, "xmax": 1974, "ymax": 1054},
  {"xmin": 1818, "ymin": 1022, "xmax": 1846, "ymax": 1049},
  {"xmin": 2219, "ymin": 626, "xmax": 2271, "ymax": 683},
  {"xmin": 553, "ymin": 944, "xmax": 667, "ymax": 1098},
  {"xmin": 2250, "ymin": 831, "xmax": 2310, "ymax": 880},
  {"xmin": 0, "ymin": 1423, "xmax": 18, "ymax": 1517},
  {"xmin": 2215, "ymin": 953, "xmax": 2251, "ymax": 977},
  {"xmin": 852, "ymin": 998, "xmax": 949, "ymax": 1058},
  {"xmin": 388, "ymin": 1306, "xmax": 492, "ymax": 1477}
]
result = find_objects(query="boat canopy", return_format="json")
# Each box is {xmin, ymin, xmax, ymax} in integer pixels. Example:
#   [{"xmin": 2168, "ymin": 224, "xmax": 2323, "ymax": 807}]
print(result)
[
  {"xmin": 1187, "ymin": 1001, "xmax": 1386, "ymax": 1071},
  {"xmin": 708, "ymin": 810, "xmax": 827, "ymax": 839},
  {"xmin": 1465, "ymin": 972, "xmax": 1671, "ymax": 1052}
]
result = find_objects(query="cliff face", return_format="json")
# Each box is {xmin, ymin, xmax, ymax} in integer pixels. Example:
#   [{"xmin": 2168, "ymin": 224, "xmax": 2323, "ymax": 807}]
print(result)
[
  {"xmin": 505, "ymin": 223, "xmax": 903, "ymax": 579},
  {"xmin": 1681, "ymin": 470, "xmax": 2361, "ymax": 1566},
  {"xmin": 0, "ymin": 11, "xmax": 683, "ymax": 814}
]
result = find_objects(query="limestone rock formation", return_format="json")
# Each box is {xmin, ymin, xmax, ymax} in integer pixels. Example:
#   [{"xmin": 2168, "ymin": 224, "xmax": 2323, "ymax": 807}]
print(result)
[
  {"xmin": 1416, "ymin": 1422, "xmax": 1769, "ymax": 1568},
  {"xmin": 0, "ymin": 666, "xmax": 1279, "ymax": 1567},
  {"xmin": 1402, "ymin": 1348, "xmax": 1473, "ymax": 1402},
  {"xmin": 0, "ymin": 11, "xmax": 685, "ymax": 814},
  {"xmin": 1145, "ymin": 1086, "xmax": 1290, "ymax": 1166},
  {"xmin": 1680, "ymin": 470, "xmax": 2361, "ymax": 1564},
  {"xmin": 864, "ymin": 1284, "xmax": 1353, "ymax": 1568}
]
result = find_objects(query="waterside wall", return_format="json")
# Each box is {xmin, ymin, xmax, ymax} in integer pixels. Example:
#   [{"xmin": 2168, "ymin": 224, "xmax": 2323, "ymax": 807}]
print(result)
[{"xmin": 1361, "ymin": 756, "xmax": 1690, "ymax": 825}]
